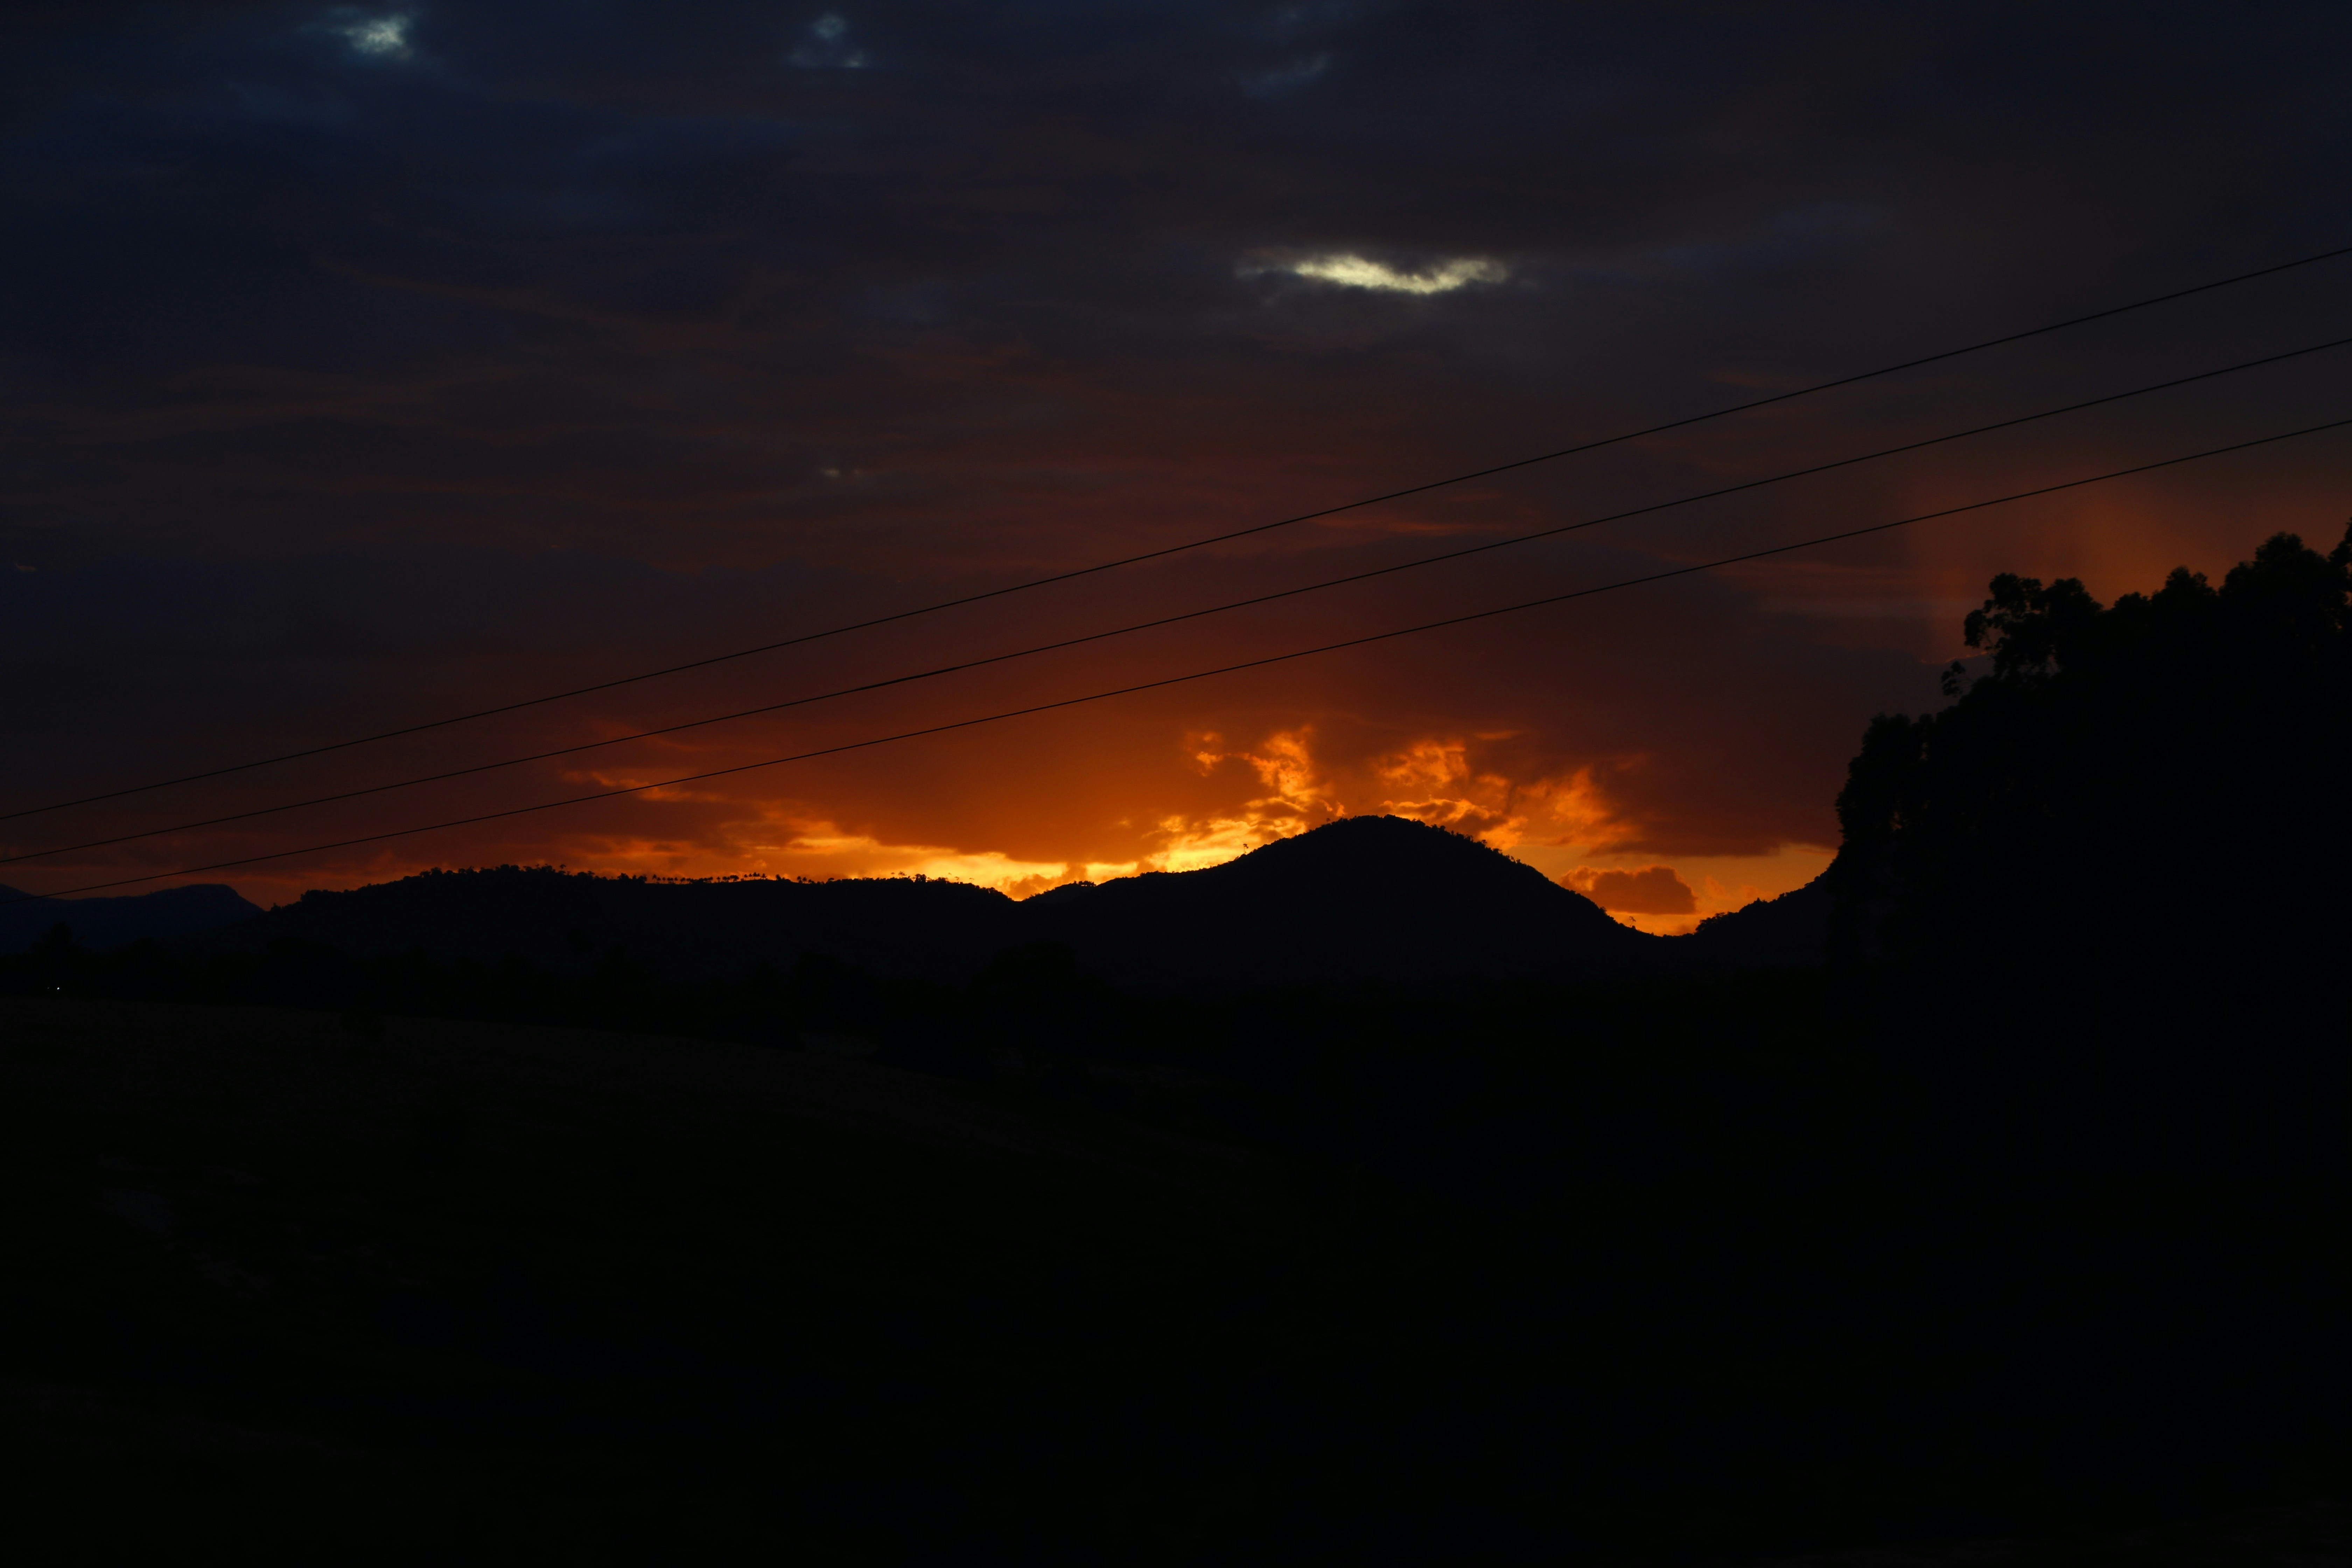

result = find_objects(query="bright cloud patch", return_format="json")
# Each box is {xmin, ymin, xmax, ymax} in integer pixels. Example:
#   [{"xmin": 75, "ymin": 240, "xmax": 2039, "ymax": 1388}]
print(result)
[
  {"xmin": 1157, "ymin": 726, "xmax": 1647, "ymax": 879},
  {"xmin": 1156, "ymin": 727, "xmax": 1347, "ymax": 869},
  {"xmin": 333, "ymin": 13, "xmax": 413, "ymax": 57},
  {"xmin": 1372, "ymin": 736, "xmax": 1524, "ymax": 838},
  {"xmin": 1268, "ymin": 253, "xmax": 1507, "ymax": 294},
  {"xmin": 758, "ymin": 830, "xmax": 1065, "ymax": 892}
]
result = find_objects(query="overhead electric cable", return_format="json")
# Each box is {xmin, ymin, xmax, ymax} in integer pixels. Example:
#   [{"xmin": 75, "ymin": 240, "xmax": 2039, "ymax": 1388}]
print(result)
[
  {"xmin": 8, "ymin": 240, "xmax": 2351, "ymax": 826},
  {"xmin": 10, "ymin": 408, "xmax": 2347, "ymax": 908},
  {"xmin": 8, "ymin": 330, "xmax": 2348, "ymax": 869}
]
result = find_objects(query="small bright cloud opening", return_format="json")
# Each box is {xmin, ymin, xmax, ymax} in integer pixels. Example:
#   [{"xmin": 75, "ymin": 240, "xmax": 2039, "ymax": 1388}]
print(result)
[
  {"xmin": 335, "ymin": 13, "xmax": 413, "ymax": 57},
  {"xmin": 1259, "ymin": 253, "xmax": 1508, "ymax": 295}
]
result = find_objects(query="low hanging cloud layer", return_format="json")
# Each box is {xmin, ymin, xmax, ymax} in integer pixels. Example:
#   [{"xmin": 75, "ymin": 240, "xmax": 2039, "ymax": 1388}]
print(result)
[
  {"xmin": 1, "ymin": 1, "xmax": 2347, "ymax": 916},
  {"xmin": 1562, "ymin": 864, "xmax": 1698, "ymax": 918}
]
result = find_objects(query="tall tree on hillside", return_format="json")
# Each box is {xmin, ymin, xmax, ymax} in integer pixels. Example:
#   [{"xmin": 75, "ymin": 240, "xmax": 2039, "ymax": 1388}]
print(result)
[{"xmin": 1832, "ymin": 524, "xmax": 2352, "ymax": 1171}]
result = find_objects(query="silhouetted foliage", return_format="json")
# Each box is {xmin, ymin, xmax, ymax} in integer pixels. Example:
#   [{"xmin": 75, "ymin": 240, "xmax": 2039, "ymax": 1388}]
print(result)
[{"xmin": 1834, "ymin": 524, "xmax": 2352, "ymax": 1171}]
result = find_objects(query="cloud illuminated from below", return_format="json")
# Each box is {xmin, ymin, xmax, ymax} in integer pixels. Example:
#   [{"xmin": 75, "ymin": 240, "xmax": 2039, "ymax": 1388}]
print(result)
[
  {"xmin": 329, "ymin": 12, "xmax": 413, "ymax": 58},
  {"xmin": 1255, "ymin": 253, "xmax": 1508, "ymax": 294}
]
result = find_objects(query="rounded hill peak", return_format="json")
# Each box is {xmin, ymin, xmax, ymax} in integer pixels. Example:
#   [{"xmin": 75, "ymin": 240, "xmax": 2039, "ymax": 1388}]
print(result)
[{"xmin": 1022, "ymin": 814, "xmax": 1648, "ymax": 991}]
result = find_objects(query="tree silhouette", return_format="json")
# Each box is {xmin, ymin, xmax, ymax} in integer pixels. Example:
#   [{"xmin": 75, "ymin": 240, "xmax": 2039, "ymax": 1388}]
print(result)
[{"xmin": 1833, "ymin": 523, "xmax": 2352, "ymax": 1170}]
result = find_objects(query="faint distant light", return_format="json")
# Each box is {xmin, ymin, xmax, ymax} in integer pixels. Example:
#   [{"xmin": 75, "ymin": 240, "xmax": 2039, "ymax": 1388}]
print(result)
[
  {"xmin": 334, "ymin": 13, "xmax": 414, "ymax": 58},
  {"xmin": 790, "ymin": 12, "xmax": 869, "ymax": 69},
  {"xmin": 1255, "ymin": 253, "xmax": 1508, "ymax": 295}
]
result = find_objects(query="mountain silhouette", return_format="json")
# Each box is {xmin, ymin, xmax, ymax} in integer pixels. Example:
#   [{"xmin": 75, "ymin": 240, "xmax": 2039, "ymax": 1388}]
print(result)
[
  {"xmin": 183, "ymin": 816, "xmax": 1669, "ymax": 989},
  {"xmin": 0, "ymin": 882, "xmax": 260, "ymax": 954},
  {"xmin": 1020, "ymin": 814, "xmax": 1653, "ymax": 989},
  {"xmin": 1670, "ymin": 877, "xmax": 1836, "ymax": 971},
  {"xmin": 183, "ymin": 864, "xmax": 1018, "ymax": 983}
]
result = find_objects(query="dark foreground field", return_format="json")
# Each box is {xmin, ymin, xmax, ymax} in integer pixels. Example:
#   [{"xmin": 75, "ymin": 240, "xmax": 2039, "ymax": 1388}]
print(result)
[{"xmin": 4, "ymin": 993, "xmax": 2348, "ymax": 1565}]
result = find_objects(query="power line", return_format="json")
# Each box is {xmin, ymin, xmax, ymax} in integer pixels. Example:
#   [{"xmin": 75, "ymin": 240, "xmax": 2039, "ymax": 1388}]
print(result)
[
  {"xmin": 10, "ymin": 408, "xmax": 2346, "ymax": 908},
  {"xmin": 8, "ymin": 240, "xmax": 2350, "ymax": 827},
  {"xmin": 8, "ymin": 329, "xmax": 2346, "ymax": 870}
]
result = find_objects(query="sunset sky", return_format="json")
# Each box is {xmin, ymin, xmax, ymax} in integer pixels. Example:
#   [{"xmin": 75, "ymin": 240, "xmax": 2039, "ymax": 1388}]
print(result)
[{"xmin": 4, "ymin": 1, "xmax": 2349, "ymax": 933}]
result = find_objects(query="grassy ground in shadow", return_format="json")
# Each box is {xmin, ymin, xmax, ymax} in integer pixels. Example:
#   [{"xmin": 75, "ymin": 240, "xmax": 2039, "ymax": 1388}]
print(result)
[{"xmin": 3, "ymin": 994, "xmax": 2346, "ymax": 1564}]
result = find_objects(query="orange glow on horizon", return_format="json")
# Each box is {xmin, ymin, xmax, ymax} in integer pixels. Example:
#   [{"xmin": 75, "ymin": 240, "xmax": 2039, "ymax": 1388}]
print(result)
[{"xmin": 187, "ymin": 722, "xmax": 1838, "ymax": 937}]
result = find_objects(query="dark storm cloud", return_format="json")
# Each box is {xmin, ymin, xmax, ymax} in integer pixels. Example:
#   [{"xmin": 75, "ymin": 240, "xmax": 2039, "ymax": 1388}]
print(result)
[
  {"xmin": 8, "ymin": 0, "xmax": 2346, "ymax": 562},
  {"xmin": 2, "ymin": 1, "xmax": 2348, "ymax": 897}
]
